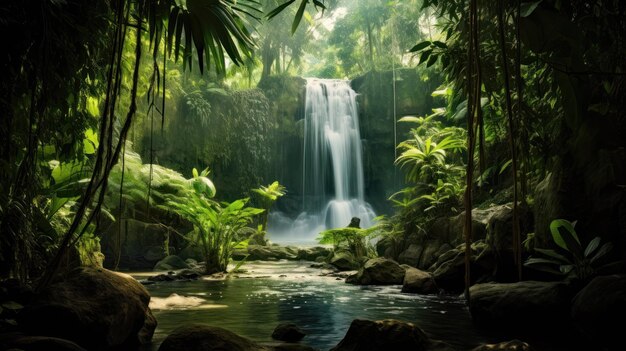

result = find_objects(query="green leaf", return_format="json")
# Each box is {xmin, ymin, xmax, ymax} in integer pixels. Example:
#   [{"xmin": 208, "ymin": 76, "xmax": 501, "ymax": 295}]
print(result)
[
  {"xmin": 584, "ymin": 237, "xmax": 601, "ymax": 258},
  {"xmin": 409, "ymin": 41, "xmax": 431, "ymax": 52},
  {"xmin": 589, "ymin": 242, "xmax": 613, "ymax": 264},
  {"xmin": 292, "ymin": 0, "xmax": 308, "ymax": 34},
  {"xmin": 534, "ymin": 248, "xmax": 570, "ymax": 264},
  {"xmin": 85, "ymin": 96, "xmax": 100, "ymax": 117},
  {"xmin": 419, "ymin": 49, "xmax": 432, "ymax": 65},
  {"xmin": 549, "ymin": 219, "xmax": 582, "ymax": 258},
  {"xmin": 426, "ymin": 54, "xmax": 438, "ymax": 67},
  {"xmin": 520, "ymin": 0, "xmax": 542, "ymax": 18},
  {"xmin": 266, "ymin": 0, "xmax": 296, "ymax": 20},
  {"xmin": 397, "ymin": 116, "xmax": 421, "ymax": 123},
  {"xmin": 1, "ymin": 301, "xmax": 24, "ymax": 310},
  {"xmin": 499, "ymin": 159, "xmax": 512, "ymax": 175},
  {"xmin": 192, "ymin": 168, "xmax": 199, "ymax": 178},
  {"xmin": 432, "ymin": 41, "xmax": 447, "ymax": 49}
]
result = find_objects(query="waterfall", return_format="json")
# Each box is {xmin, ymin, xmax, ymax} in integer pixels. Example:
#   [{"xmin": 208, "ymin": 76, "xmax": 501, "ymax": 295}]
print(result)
[{"xmin": 268, "ymin": 78, "xmax": 376, "ymax": 242}]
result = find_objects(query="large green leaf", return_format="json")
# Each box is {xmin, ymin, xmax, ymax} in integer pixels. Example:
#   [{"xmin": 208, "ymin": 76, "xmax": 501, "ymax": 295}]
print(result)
[
  {"xmin": 549, "ymin": 219, "xmax": 582, "ymax": 259},
  {"xmin": 583, "ymin": 237, "xmax": 601, "ymax": 258}
]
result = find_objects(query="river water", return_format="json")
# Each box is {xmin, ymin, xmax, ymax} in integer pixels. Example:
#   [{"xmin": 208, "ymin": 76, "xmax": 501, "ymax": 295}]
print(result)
[{"xmin": 140, "ymin": 260, "xmax": 490, "ymax": 350}]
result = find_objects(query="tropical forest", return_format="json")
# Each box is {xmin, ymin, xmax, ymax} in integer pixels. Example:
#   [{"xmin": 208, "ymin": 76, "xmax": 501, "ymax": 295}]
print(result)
[{"xmin": 1, "ymin": 0, "xmax": 625, "ymax": 350}]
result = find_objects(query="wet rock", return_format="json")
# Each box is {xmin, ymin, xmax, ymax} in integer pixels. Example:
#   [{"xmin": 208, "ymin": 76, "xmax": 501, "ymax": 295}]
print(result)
[
  {"xmin": 158, "ymin": 323, "xmax": 270, "ymax": 351},
  {"xmin": 271, "ymin": 323, "xmax": 306, "ymax": 342},
  {"xmin": 330, "ymin": 319, "xmax": 453, "ymax": 351},
  {"xmin": 471, "ymin": 340, "xmax": 534, "ymax": 351},
  {"xmin": 402, "ymin": 267, "xmax": 438, "ymax": 294},
  {"xmin": 330, "ymin": 251, "xmax": 358, "ymax": 271},
  {"xmin": 346, "ymin": 258, "xmax": 406, "ymax": 285},
  {"xmin": 571, "ymin": 275, "xmax": 626, "ymax": 349},
  {"xmin": 154, "ymin": 255, "xmax": 189, "ymax": 271},
  {"xmin": 469, "ymin": 281, "xmax": 573, "ymax": 331},
  {"xmin": 19, "ymin": 267, "xmax": 155, "ymax": 350}
]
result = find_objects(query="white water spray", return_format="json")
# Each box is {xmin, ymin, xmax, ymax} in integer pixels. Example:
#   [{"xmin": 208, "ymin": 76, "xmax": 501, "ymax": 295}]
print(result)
[{"xmin": 269, "ymin": 79, "xmax": 376, "ymax": 242}]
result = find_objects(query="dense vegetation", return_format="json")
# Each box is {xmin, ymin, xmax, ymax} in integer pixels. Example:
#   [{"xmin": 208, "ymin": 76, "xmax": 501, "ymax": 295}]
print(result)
[{"xmin": 0, "ymin": 0, "xmax": 624, "ymax": 304}]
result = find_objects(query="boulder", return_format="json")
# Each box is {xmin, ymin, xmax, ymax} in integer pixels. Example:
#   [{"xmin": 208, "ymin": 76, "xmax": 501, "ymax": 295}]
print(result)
[
  {"xmin": 330, "ymin": 319, "xmax": 453, "ymax": 351},
  {"xmin": 101, "ymin": 218, "xmax": 190, "ymax": 270},
  {"xmin": 158, "ymin": 323, "xmax": 270, "ymax": 351},
  {"xmin": 3, "ymin": 336, "xmax": 87, "ymax": 351},
  {"xmin": 431, "ymin": 242, "xmax": 494, "ymax": 293},
  {"xmin": 346, "ymin": 258, "xmax": 406, "ymax": 285},
  {"xmin": 330, "ymin": 251, "xmax": 358, "ymax": 271},
  {"xmin": 297, "ymin": 247, "xmax": 332, "ymax": 261},
  {"xmin": 402, "ymin": 268, "xmax": 438, "ymax": 294},
  {"xmin": 471, "ymin": 340, "xmax": 534, "ymax": 351},
  {"xmin": 270, "ymin": 344, "xmax": 318, "ymax": 351},
  {"xmin": 248, "ymin": 232, "xmax": 268, "ymax": 246},
  {"xmin": 246, "ymin": 245, "xmax": 299, "ymax": 260},
  {"xmin": 398, "ymin": 244, "xmax": 422, "ymax": 267},
  {"xmin": 469, "ymin": 281, "xmax": 573, "ymax": 331},
  {"xmin": 178, "ymin": 244, "xmax": 204, "ymax": 262},
  {"xmin": 19, "ymin": 267, "xmax": 155, "ymax": 350},
  {"xmin": 154, "ymin": 255, "xmax": 189, "ymax": 271},
  {"xmin": 271, "ymin": 323, "xmax": 306, "ymax": 342},
  {"xmin": 571, "ymin": 275, "xmax": 626, "ymax": 348}
]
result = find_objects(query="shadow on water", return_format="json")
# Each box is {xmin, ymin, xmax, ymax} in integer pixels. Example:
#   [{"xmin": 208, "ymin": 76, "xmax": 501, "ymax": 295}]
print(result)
[{"xmin": 141, "ymin": 261, "xmax": 490, "ymax": 350}]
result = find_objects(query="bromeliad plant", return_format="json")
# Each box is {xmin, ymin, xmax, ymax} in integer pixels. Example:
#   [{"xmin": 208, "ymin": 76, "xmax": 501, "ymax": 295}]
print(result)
[
  {"xmin": 318, "ymin": 224, "xmax": 382, "ymax": 261},
  {"xmin": 252, "ymin": 181, "xmax": 286, "ymax": 232},
  {"xmin": 161, "ymin": 170, "xmax": 263, "ymax": 274},
  {"xmin": 525, "ymin": 219, "xmax": 614, "ymax": 282}
]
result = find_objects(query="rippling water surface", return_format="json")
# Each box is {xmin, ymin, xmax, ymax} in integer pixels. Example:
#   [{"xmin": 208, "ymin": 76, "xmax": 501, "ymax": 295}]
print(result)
[{"xmin": 140, "ymin": 260, "xmax": 489, "ymax": 350}]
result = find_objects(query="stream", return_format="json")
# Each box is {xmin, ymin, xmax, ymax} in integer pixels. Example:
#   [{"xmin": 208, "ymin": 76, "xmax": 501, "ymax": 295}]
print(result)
[{"xmin": 138, "ymin": 260, "xmax": 491, "ymax": 350}]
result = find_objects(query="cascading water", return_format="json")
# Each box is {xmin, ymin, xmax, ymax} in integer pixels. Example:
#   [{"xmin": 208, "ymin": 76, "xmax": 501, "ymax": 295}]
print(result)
[{"xmin": 268, "ymin": 78, "xmax": 376, "ymax": 242}]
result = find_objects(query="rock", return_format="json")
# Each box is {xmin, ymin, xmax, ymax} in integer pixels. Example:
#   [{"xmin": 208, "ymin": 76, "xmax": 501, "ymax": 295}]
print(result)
[
  {"xmin": 102, "ymin": 218, "xmax": 191, "ymax": 270},
  {"xmin": 271, "ymin": 323, "xmax": 306, "ymax": 342},
  {"xmin": 402, "ymin": 268, "xmax": 438, "ymax": 294},
  {"xmin": 469, "ymin": 281, "xmax": 573, "ymax": 331},
  {"xmin": 138, "ymin": 308, "xmax": 158, "ymax": 344},
  {"xmin": 248, "ymin": 231, "xmax": 268, "ymax": 246},
  {"xmin": 235, "ymin": 227, "xmax": 258, "ymax": 242},
  {"xmin": 330, "ymin": 319, "xmax": 452, "ymax": 351},
  {"xmin": 178, "ymin": 244, "xmax": 204, "ymax": 262},
  {"xmin": 346, "ymin": 258, "xmax": 406, "ymax": 285},
  {"xmin": 314, "ymin": 256, "xmax": 326, "ymax": 263},
  {"xmin": 154, "ymin": 255, "xmax": 189, "ymax": 271},
  {"xmin": 471, "ymin": 340, "xmax": 534, "ymax": 351},
  {"xmin": 19, "ymin": 267, "xmax": 155, "ymax": 350},
  {"xmin": 330, "ymin": 251, "xmax": 358, "ymax": 271},
  {"xmin": 4, "ymin": 336, "xmax": 87, "ymax": 351},
  {"xmin": 571, "ymin": 275, "xmax": 626, "ymax": 348},
  {"xmin": 270, "ymin": 344, "xmax": 318, "ymax": 351},
  {"xmin": 297, "ymin": 247, "xmax": 332, "ymax": 261},
  {"xmin": 158, "ymin": 323, "xmax": 269, "ymax": 351},
  {"xmin": 348, "ymin": 217, "xmax": 361, "ymax": 228},
  {"xmin": 246, "ymin": 245, "xmax": 299, "ymax": 260},
  {"xmin": 418, "ymin": 244, "xmax": 440, "ymax": 269},
  {"xmin": 431, "ymin": 242, "xmax": 494, "ymax": 293},
  {"xmin": 398, "ymin": 244, "xmax": 422, "ymax": 267}
]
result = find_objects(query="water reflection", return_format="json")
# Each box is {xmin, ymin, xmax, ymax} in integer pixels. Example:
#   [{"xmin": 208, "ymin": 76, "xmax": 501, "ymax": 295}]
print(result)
[{"xmin": 144, "ymin": 261, "xmax": 487, "ymax": 350}]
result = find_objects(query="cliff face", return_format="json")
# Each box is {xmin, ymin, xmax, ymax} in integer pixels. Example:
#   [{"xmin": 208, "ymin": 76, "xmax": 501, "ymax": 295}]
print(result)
[{"xmin": 351, "ymin": 69, "xmax": 441, "ymax": 214}]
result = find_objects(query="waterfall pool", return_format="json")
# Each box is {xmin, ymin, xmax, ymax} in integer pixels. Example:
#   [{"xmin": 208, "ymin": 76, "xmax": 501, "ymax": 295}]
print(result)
[{"xmin": 138, "ymin": 260, "xmax": 490, "ymax": 350}]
